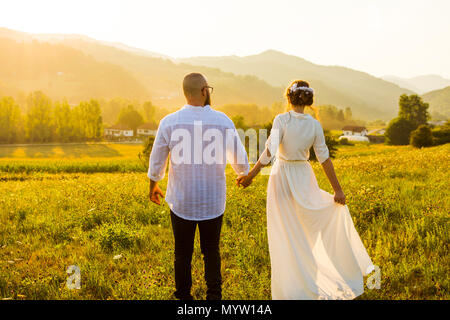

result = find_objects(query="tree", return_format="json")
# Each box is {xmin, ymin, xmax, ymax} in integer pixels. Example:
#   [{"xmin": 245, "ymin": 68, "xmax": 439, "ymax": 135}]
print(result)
[
  {"xmin": 26, "ymin": 91, "xmax": 54, "ymax": 143},
  {"xmin": 138, "ymin": 136, "xmax": 156, "ymax": 170},
  {"xmin": 398, "ymin": 94, "xmax": 430, "ymax": 128},
  {"xmin": 142, "ymin": 101, "xmax": 156, "ymax": 123},
  {"xmin": 368, "ymin": 119, "xmax": 386, "ymax": 127},
  {"xmin": 410, "ymin": 125, "xmax": 433, "ymax": 148},
  {"xmin": 71, "ymin": 100, "xmax": 103, "ymax": 141},
  {"xmin": 217, "ymin": 103, "xmax": 268, "ymax": 127},
  {"xmin": 384, "ymin": 117, "xmax": 416, "ymax": 145},
  {"xmin": 431, "ymin": 121, "xmax": 450, "ymax": 146},
  {"xmin": 310, "ymin": 130, "xmax": 338, "ymax": 161},
  {"xmin": 231, "ymin": 115, "xmax": 248, "ymax": 130},
  {"xmin": 117, "ymin": 105, "xmax": 144, "ymax": 134},
  {"xmin": 344, "ymin": 107, "xmax": 352, "ymax": 120},
  {"xmin": 0, "ymin": 97, "xmax": 22, "ymax": 143},
  {"xmin": 271, "ymin": 101, "xmax": 285, "ymax": 117},
  {"xmin": 54, "ymin": 100, "xmax": 74, "ymax": 142},
  {"xmin": 337, "ymin": 109, "xmax": 345, "ymax": 122},
  {"xmin": 101, "ymin": 97, "xmax": 131, "ymax": 125},
  {"xmin": 80, "ymin": 100, "xmax": 103, "ymax": 140},
  {"xmin": 316, "ymin": 105, "xmax": 360, "ymax": 130}
]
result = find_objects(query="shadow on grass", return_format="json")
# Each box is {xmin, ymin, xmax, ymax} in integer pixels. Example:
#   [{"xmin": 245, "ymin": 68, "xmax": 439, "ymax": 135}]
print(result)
[{"xmin": 0, "ymin": 144, "xmax": 123, "ymax": 158}]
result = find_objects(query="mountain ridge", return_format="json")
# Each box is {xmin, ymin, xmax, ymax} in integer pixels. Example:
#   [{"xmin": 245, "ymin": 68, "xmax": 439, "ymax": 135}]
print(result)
[
  {"xmin": 2, "ymin": 27, "xmax": 442, "ymax": 121},
  {"xmin": 180, "ymin": 50, "xmax": 414, "ymax": 119},
  {"xmin": 382, "ymin": 74, "xmax": 450, "ymax": 94},
  {"xmin": 422, "ymin": 86, "xmax": 450, "ymax": 118}
]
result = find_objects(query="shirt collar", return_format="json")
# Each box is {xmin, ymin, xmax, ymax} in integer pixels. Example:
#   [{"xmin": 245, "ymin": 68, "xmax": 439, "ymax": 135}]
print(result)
[
  {"xmin": 289, "ymin": 110, "xmax": 312, "ymax": 119},
  {"xmin": 183, "ymin": 104, "xmax": 211, "ymax": 111}
]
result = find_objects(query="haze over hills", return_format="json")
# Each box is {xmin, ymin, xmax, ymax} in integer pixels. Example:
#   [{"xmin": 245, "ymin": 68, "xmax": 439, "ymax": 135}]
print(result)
[
  {"xmin": 0, "ymin": 27, "xmax": 170, "ymax": 60},
  {"xmin": 382, "ymin": 74, "xmax": 450, "ymax": 94},
  {"xmin": 179, "ymin": 50, "xmax": 416, "ymax": 120},
  {"xmin": 0, "ymin": 37, "xmax": 150, "ymax": 103},
  {"xmin": 422, "ymin": 86, "xmax": 450, "ymax": 119},
  {"xmin": 1, "ymin": 27, "xmax": 447, "ymax": 121},
  {"xmin": 0, "ymin": 28, "xmax": 283, "ymax": 111}
]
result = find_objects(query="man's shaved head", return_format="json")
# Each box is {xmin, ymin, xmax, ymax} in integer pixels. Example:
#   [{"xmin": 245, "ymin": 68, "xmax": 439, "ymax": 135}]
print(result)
[{"xmin": 183, "ymin": 73, "xmax": 207, "ymax": 98}]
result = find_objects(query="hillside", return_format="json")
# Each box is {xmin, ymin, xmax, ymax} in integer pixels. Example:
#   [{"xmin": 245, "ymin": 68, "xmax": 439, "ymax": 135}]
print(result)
[
  {"xmin": 180, "ymin": 50, "xmax": 414, "ymax": 120},
  {"xmin": 0, "ymin": 28, "xmax": 283, "ymax": 111},
  {"xmin": 0, "ymin": 28, "xmax": 417, "ymax": 121},
  {"xmin": 422, "ymin": 86, "xmax": 450, "ymax": 118},
  {"xmin": 383, "ymin": 74, "xmax": 450, "ymax": 94},
  {"xmin": 0, "ymin": 37, "xmax": 149, "ymax": 103}
]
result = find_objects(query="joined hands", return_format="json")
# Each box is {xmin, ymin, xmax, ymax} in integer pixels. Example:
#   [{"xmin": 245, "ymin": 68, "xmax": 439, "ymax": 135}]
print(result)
[{"xmin": 236, "ymin": 174, "xmax": 254, "ymax": 188}]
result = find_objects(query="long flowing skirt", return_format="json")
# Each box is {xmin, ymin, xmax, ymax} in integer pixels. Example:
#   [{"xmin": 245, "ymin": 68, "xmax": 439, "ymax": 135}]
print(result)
[{"xmin": 267, "ymin": 158, "xmax": 374, "ymax": 300}]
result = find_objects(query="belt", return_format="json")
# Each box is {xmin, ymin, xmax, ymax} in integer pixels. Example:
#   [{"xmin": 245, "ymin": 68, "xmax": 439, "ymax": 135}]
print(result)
[{"xmin": 276, "ymin": 157, "xmax": 308, "ymax": 162}]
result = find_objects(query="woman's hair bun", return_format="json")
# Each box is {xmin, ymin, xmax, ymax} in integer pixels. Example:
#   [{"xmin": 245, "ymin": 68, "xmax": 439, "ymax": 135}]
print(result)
[{"xmin": 285, "ymin": 80, "xmax": 314, "ymax": 107}]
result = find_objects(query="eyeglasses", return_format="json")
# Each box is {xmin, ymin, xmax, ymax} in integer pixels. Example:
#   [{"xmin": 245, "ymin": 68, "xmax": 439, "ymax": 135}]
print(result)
[{"xmin": 202, "ymin": 86, "xmax": 214, "ymax": 94}]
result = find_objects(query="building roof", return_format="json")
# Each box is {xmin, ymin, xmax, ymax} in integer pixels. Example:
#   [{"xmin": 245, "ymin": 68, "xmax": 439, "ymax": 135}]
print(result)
[
  {"xmin": 342, "ymin": 125, "xmax": 367, "ymax": 132},
  {"xmin": 106, "ymin": 124, "xmax": 133, "ymax": 131},
  {"xmin": 138, "ymin": 122, "xmax": 158, "ymax": 130}
]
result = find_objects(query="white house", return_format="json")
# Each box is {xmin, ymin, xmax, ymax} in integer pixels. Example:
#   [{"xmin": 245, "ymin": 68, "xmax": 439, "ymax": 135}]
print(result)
[
  {"xmin": 339, "ymin": 125, "xmax": 369, "ymax": 142},
  {"xmin": 342, "ymin": 126, "xmax": 368, "ymax": 136},
  {"xmin": 104, "ymin": 124, "xmax": 134, "ymax": 138},
  {"xmin": 137, "ymin": 122, "xmax": 158, "ymax": 136}
]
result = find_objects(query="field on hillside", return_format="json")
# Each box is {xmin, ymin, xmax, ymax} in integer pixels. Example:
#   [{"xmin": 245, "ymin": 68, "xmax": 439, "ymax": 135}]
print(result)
[{"xmin": 0, "ymin": 142, "xmax": 449, "ymax": 300}]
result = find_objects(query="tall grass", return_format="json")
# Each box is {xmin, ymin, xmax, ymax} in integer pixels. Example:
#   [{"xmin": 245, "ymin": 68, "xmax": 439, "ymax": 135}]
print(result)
[
  {"xmin": 0, "ymin": 159, "xmax": 145, "ymax": 174},
  {"xmin": 0, "ymin": 143, "xmax": 448, "ymax": 300}
]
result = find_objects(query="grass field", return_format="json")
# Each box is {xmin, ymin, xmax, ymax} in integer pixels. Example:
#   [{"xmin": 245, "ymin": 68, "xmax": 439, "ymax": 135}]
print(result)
[{"xmin": 0, "ymin": 142, "xmax": 449, "ymax": 300}]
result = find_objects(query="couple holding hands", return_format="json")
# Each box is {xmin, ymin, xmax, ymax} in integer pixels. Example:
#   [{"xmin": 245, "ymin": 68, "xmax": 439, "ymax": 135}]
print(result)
[{"xmin": 148, "ymin": 73, "xmax": 374, "ymax": 300}]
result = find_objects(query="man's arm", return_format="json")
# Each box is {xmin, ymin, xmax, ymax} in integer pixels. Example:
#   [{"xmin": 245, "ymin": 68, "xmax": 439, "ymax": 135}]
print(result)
[
  {"xmin": 148, "ymin": 120, "xmax": 170, "ymax": 205},
  {"xmin": 226, "ymin": 125, "xmax": 250, "ymax": 177}
]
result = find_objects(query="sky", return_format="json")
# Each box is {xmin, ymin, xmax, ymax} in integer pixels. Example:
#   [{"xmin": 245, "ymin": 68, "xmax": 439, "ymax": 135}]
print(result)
[{"xmin": 1, "ymin": 0, "xmax": 449, "ymax": 78}]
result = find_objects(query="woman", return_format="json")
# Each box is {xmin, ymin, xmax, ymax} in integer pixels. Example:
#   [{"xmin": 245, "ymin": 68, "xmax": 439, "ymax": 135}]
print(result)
[{"xmin": 237, "ymin": 80, "xmax": 374, "ymax": 300}]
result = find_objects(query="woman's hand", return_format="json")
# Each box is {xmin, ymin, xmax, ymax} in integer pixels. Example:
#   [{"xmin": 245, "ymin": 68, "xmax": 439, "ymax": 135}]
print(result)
[
  {"xmin": 333, "ymin": 189, "xmax": 346, "ymax": 205},
  {"xmin": 236, "ymin": 175, "xmax": 253, "ymax": 188}
]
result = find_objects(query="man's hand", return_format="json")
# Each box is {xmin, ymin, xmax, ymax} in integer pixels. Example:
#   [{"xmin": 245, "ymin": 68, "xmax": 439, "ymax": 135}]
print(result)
[
  {"xmin": 236, "ymin": 175, "xmax": 253, "ymax": 188},
  {"xmin": 149, "ymin": 181, "xmax": 165, "ymax": 205}
]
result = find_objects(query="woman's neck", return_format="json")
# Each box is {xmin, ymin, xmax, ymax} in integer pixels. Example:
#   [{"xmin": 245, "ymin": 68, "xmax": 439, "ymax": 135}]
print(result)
[{"xmin": 291, "ymin": 105, "xmax": 305, "ymax": 114}]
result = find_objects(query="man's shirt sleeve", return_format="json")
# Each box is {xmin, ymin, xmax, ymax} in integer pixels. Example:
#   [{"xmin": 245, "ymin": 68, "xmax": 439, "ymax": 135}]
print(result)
[
  {"xmin": 225, "ymin": 123, "xmax": 250, "ymax": 176},
  {"xmin": 147, "ymin": 119, "xmax": 170, "ymax": 181}
]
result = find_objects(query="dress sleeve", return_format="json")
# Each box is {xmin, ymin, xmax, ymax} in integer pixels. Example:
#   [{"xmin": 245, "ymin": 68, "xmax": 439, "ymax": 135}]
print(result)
[
  {"xmin": 258, "ymin": 115, "xmax": 283, "ymax": 165},
  {"xmin": 313, "ymin": 120, "xmax": 330, "ymax": 164}
]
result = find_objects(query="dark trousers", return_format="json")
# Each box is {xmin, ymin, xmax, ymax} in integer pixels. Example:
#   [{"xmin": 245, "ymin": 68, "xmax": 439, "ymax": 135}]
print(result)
[{"xmin": 170, "ymin": 210, "xmax": 223, "ymax": 300}]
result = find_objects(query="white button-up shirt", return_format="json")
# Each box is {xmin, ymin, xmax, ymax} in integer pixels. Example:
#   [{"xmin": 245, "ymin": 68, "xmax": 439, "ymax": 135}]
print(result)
[{"xmin": 148, "ymin": 104, "xmax": 250, "ymax": 221}]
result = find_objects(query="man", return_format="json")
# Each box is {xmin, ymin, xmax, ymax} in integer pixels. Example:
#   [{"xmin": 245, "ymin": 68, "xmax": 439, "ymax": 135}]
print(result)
[{"xmin": 147, "ymin": 73, "xmax": 249, "ymax": 300}]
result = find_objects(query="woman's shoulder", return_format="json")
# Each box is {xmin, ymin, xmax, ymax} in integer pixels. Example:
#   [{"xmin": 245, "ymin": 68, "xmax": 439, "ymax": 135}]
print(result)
[
  {"xmin": 274, "ymin": 112, "xmax": 291, "ymax": 123},
  {"xmin": 275, "ymin": 111, "xmax": 317, "ymax": 122}
]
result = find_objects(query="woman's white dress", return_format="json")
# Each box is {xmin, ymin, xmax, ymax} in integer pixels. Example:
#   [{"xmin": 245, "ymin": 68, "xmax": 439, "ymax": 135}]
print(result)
[{"xmin": 258, "ymin": 110, "xmax": 374, "ymax": 300}]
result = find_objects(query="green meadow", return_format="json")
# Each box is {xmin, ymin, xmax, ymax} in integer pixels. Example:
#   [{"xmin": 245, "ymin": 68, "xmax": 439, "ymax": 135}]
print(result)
[{"xmin": 0, "ymin": 142, "xmax": 448, "ymax": 300}]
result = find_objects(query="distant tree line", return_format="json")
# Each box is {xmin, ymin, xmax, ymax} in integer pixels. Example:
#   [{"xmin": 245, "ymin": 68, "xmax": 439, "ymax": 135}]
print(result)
[
  {"xmin": 0, "ymin": 91, "xmax": 102, "ymax": 143},
  {"xmin": 385, "ymin": 94, "xmax": 449, "ymax": 148},
  {"xmin": 0, "ymin": 91, "xmax": 168, "ymax": 144},
  {"xmin": 217, "ymin": 102, "xmax": 362, "ymax": 130},
  {"xmin": 1, "ymin": 86, "xmax": 365, "ymax": 144}
]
